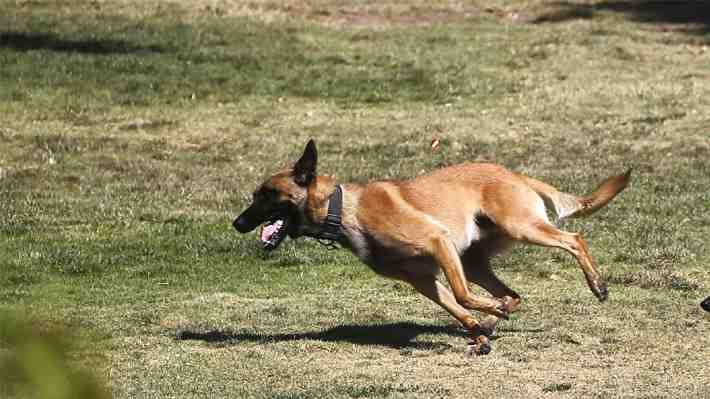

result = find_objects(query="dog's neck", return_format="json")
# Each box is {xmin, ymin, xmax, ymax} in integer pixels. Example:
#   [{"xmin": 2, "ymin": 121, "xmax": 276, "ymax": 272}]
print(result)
[
  {"xmin": 303, "ymin": 176, "xmax": 363, "ymax": 246},
  {"xmin": 305, "ymin": 176, "xmax": 339, "ymax": 225}
]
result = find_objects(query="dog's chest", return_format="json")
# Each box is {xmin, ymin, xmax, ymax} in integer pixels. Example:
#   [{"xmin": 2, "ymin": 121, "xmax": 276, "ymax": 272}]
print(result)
[
  {"xmin": 342, "ymin": 224, "xmax": 372, "ymax": 261},
  {"xmin": 447, "ymin": 215, "xmax": 494, "ymax": 255},
  {"xmin": 460, "ymin": 219, "xmax": 482, "ymax": 251}
]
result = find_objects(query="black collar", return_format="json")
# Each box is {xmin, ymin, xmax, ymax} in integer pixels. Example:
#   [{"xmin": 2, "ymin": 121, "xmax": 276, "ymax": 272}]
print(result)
[{"xmin": 313, "ymin": 185, "xmax": 344, "ymax": 243}]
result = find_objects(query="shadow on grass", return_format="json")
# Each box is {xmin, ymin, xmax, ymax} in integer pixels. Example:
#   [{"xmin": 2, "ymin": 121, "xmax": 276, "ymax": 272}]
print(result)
[
  {"xmin": 177, "ymin": 322, "xmax": 548, "ymax": 350},
  {"xmin": 0, "ymin": 31, "xmax": 164, "ymax": 54},
  {"xmin": 535, "ymin": 1, "xmax": 710, "ymax": 35},
  {"xmin": 176, "ymin": 322, "xmax": 464, "ymax": 350}
]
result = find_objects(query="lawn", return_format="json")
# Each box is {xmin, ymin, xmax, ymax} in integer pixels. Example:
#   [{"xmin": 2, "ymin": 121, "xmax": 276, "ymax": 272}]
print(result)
[{"xmin": 1, "ymin": 1, "xmax": 709, "ymax": 398}]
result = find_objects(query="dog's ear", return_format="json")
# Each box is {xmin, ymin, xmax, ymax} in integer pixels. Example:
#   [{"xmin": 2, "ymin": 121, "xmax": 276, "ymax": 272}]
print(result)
[{"xmin": 293, "ymin": 139, "xmax": 317, "ymax": 186}]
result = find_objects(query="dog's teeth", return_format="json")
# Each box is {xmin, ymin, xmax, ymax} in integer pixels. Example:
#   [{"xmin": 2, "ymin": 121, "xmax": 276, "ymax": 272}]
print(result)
[
  {"xmin": 261, "ymin": 225, "xmax": 275, "ymax": 241},
  {"xmin": 260, "ymin": 220, "xmax": 284, "ymax": 242}
]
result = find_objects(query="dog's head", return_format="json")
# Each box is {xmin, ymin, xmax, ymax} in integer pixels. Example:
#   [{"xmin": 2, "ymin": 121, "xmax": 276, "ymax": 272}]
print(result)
[{"xmin": 233, "ymin": 139, "xmax": 318, "ymax": 251}]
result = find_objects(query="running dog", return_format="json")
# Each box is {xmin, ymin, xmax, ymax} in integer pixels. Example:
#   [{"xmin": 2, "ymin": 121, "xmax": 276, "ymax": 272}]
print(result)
[{"xmin": 233, "ymin": 140, "xmax": 631, "ymax": 355}]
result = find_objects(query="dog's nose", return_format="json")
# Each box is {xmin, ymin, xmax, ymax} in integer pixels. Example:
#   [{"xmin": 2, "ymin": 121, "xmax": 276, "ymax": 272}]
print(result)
[
  {"xmin": 233, "ymin": 216, "xmax": 251, "ymax": 233},
  {"xmin": 232, "ymin": 218, "xmax": 244, "ymax": 233}
]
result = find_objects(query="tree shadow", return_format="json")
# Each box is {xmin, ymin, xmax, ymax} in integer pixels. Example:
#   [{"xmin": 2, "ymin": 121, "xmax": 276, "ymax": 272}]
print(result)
[
  {"xmin": 176, "ymin": 322, "xmax": 465, "ymax": 350},
  {"xmin": 534, "ymin": 1, "xmax": 710, "ymax": 35},
  {"xmin": 0, "ymin": 31, "xmax": 164, "ymax": 54},
  {"xmin": 0, "ymin": 12, "xmax": 483, "ymax": 105}
]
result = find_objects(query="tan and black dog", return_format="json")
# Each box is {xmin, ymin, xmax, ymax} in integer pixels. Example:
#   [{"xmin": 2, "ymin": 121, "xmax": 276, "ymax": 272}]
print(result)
[{"xmin": 233, "ymin": 139, "xmax": 630, "ymax": 355}]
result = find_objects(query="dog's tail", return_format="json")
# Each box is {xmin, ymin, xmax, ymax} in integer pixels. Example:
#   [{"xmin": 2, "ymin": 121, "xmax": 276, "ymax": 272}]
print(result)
[{"xmin": 521, "ymin": 169, "xmax": 631, "ymax": 221}]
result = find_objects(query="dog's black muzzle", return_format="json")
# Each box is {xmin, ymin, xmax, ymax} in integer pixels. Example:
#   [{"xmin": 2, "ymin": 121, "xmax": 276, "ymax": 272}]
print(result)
[
  {"xmin": 232, "ymin": 216, "xmax": 255, "ymax": 233},
  {"xmin": 233, "ymin": 205, "xmax": 266, "ymax": 233}
]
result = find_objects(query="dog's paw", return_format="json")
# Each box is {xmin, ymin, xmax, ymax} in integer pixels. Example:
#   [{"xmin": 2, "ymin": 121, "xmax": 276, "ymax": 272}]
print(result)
[
  {"xmin": 465, "ymin": 341, "xmax": 492, "ymax": 356},
  {"xmin": 592, "ymin": 281, "xmax": 609, "ymax": 302},
  {"xmin": 493, "ymin": 299, "xmax": 511, "ymax": 320}
]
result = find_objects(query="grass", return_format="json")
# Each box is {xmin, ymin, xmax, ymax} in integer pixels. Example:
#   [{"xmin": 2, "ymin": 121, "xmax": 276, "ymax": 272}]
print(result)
[{"xmin": 1, "ymin": 0, "xmax": 709, "ymax": 398}]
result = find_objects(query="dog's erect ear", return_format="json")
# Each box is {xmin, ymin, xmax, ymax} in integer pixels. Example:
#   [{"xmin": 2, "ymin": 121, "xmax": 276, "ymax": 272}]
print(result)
[{"xmin": 293, "ymin": 139, "xmax": 317, "ymax": 186}]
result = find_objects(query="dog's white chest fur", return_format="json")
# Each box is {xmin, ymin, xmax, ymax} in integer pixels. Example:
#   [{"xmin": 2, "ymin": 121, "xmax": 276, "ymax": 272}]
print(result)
[
  {"xmin": 465, "ymin": 219, "xmax": 481, "ymax": 245},
  {"xmin": 448, "ymin": 218, "xmax": 484, "ymax": 254}
]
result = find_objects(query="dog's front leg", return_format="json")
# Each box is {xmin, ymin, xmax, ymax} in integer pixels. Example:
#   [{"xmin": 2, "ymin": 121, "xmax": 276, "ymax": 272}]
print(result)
[
  {"xmin": 422, "ymin": 234, "xmax": 514, "ymax": 355},
  {"xmin": 395, "ymin": 272, "xmax": 494, "ymax": 356},
  {"xmin": 429, "ymin": 235, "xmax": 510, "ymax": 319},
  {"xmin": 461, "ymin": 250, "xmax": 522, "ymax": 337}
]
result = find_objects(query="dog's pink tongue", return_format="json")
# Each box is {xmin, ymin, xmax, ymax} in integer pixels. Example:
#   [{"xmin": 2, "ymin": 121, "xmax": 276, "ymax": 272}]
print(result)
[{"xmin": 260, "ymin": 220, "xmax": 283, "ymax": 242}]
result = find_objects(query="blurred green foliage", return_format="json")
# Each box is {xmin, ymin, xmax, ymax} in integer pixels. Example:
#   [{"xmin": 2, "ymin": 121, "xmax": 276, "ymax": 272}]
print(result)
[{"xmin": 0, "ymin": 313, "xmax": 109, "ymax": 399}]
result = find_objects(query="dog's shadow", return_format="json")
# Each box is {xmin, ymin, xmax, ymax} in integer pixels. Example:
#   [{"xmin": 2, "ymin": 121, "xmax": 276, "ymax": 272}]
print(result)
[
  {"xmin": 176, "ymin": 322, "xmax": 546, "ymax": 350},
  {"xmin": 176, "ymin": 322, "xmax": 465, "ymax": 350}
]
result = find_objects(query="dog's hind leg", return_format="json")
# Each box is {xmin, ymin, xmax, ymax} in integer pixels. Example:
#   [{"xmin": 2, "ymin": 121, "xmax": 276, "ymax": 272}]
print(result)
[
  {"xmin": 395, "ymin": 272, "xmax": 494, "ymax": 356},
  {"xmin": 498, "ymin": 219, "xmax": 608, "ymax": 302},
  {"xmin": 483, "ymin": 178, "xmax": 608, "ymax": 300},
  {"xmin": 462, "ymin": 249, "xmax": 521, "ymax": 337}
]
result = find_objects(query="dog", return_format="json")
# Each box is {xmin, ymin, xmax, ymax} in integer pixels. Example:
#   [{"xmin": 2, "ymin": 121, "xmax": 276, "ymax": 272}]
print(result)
[{"xmin": 233, "ymin": 139, "xmax": 631, "ymax": 355}]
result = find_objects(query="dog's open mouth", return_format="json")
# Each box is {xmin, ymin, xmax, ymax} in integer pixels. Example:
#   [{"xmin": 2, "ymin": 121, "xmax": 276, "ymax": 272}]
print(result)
[{"xmin": 260, "ymin": 215, "xmax": 290, "ymax": 251}]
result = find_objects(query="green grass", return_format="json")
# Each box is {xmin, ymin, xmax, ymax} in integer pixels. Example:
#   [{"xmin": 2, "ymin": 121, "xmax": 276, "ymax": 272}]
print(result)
[{"xmin": 1, "ymin": 1, "xmax": 710, "ymax": 398}]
